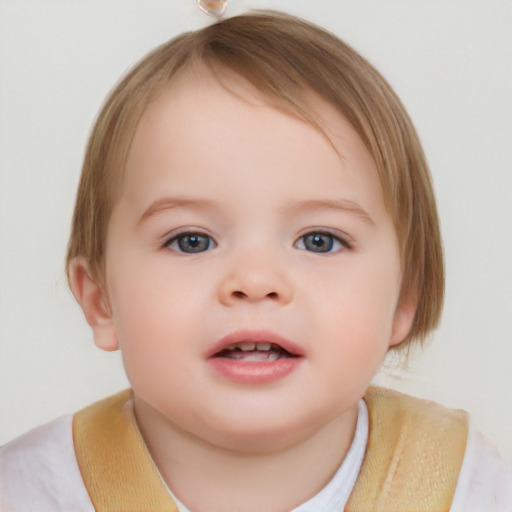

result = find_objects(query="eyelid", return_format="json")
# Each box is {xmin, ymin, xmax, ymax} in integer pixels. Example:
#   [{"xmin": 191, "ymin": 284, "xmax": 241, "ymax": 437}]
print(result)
[
  {"xmin": 162, "ymin": 227, "xmax": 217, "ymax": 250},
  {"xmin": 160, "ymin": 226, "xmax": 353, "ymax": 252},
  {"xmin": 295, "ymin": 228, "xmax": 353, "ymax": 247}
]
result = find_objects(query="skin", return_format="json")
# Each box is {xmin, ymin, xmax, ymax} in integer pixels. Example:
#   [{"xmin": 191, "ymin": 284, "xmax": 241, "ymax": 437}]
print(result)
[{"xmin": 71, "ymin": 66, "xmax": 415, "ymax": 512}]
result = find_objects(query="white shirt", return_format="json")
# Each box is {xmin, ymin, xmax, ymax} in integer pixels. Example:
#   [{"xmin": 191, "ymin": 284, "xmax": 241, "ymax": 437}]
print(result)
[{"xmin": 1, "ymin": 400, "xmax": 511, "ymax": 512}]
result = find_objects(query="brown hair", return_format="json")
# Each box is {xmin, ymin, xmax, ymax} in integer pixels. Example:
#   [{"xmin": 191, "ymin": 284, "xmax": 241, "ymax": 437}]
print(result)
[{"xmin": 66, "ymin": 11, "xmax": 444, "ymax": 347}]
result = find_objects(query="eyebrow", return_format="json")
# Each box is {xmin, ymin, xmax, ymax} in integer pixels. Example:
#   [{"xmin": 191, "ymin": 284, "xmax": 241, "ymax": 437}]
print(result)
[
  {"xmin": 138, "ymin": 197, "xmax": 218, "ymax": 224},
  {"xmin": 139, "ymin": 196, "xmax": 374, "ymax": 226},
  {"xmin": 282, "ymin": 199, "xmax": 375, "ymax": 225}
]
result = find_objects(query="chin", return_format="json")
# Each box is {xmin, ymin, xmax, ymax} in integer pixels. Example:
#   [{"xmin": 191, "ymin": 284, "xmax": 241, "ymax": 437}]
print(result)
[{"xmin": 196, "ymin": 409, "xmax": 326, "ymax": 454}]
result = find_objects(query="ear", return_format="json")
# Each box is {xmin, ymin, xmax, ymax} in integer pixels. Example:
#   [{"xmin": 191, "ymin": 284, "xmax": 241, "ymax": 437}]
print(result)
[
  {"xmin": 68, "ymin": 257, "xmax": 119, "ymax": 352},
  {"xmin": 388, "ymin": 294, "xmax": 417, "ymax": 348}
]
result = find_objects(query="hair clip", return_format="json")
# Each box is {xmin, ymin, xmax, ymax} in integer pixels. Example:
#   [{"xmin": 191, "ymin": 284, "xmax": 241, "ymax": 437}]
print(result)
[{"xmin": 196, "ymin": 0, "xmax": 227, "ymax": 18}]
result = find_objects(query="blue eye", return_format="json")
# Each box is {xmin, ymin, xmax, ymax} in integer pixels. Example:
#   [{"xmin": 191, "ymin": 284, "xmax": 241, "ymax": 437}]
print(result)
[
  {"xmin": 295, "ymin": 232, "xmax": 346, "ymax": 253},
  {"xmin": 166, "ymin": 232, "xmax": 215, "ymax": 253}
]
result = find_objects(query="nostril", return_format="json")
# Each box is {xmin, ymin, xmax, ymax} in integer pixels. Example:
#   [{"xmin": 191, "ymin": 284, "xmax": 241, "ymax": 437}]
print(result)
[{"xmin": 230, "ymin": 290, "xmax": 279, "ymax": 300}]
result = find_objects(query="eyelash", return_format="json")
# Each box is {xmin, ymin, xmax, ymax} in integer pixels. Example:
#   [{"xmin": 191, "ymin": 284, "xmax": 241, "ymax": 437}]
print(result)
[
  {"xmin": 163, "ymin": 230, "xmax": 216, "ymax": 254},
  {"xmin": 294, "ymin": 230, "xmax": 352, "ymax": 254},
  {"xmin": 163, "ymin": 229, "xmax": 352, "ymax": 254}
]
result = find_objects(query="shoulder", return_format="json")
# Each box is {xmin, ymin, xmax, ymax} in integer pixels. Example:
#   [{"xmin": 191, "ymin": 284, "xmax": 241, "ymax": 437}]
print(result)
[
  {"xmin": 450, "ymin": 421, "xmax": 512, "ymax": 512},
  {"xmin": 0, "ymin": 415, "xmax": 94, "ymax": 512},
  {"xmin": 352, "ymin": 387, "xmax": 467, "ymax": 510},
  {"xmin": 364, "ymin": 386, "xmax": 469, "ymax": 428},
  {"xmin": 363, "ymin": 386, "xmax": 469, "ymax": 470},
  {"xmin": 361, "ymin": 387, "xmax": 511, "ymax": 511}
]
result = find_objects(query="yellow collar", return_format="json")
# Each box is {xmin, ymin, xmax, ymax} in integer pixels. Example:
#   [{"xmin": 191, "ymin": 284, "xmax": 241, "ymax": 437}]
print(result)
[{"xmin": 74, "ymin": 387, "xmax": 467, "ymax": 511}]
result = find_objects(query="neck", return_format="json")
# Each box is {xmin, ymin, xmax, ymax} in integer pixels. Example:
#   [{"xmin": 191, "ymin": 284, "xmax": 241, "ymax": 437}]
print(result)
[{"xmin": 133, "ymin": 398, "xmax": 358, "ymax": 512}]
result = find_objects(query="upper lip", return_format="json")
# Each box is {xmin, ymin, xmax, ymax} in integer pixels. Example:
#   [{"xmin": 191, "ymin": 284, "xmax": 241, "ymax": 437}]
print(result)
[{"xmin": 206, "ymin": 330, "xmax": 305, "ymax": 359}]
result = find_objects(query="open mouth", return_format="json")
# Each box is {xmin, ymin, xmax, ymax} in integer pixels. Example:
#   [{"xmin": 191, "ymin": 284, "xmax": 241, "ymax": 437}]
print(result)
[
  {"xmin": 214, "ymin": 342, "xmax": 297, "ymax": 362},
  {"xmin": 207, "ymin": 331, "xmax": 303, "ymax": 384}
]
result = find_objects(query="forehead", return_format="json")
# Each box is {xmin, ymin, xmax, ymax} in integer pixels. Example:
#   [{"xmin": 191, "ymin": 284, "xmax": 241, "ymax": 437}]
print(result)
[
  {"xmin": 119, "ymin": 65, "xmax": 385, "ymax": 215},
  {"xmin": 132, "ymin": 63, "xmax": 367, "ymax": 152}
]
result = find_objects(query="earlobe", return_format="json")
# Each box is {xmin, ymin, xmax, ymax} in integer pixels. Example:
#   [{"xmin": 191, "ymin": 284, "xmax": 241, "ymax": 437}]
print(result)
[
  {"xmin": 389, "ymin": 296, "xmax": 417, "ymax": 347},
  {"xmin": 69, "ymin": 258, "xmax": 119, "ymax": 352}
]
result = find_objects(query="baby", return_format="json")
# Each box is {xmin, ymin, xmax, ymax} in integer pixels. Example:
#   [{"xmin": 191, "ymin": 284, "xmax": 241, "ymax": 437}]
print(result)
[{"xmin": 1, "ymin": 10, "xmax": 511, "ymax": 512}]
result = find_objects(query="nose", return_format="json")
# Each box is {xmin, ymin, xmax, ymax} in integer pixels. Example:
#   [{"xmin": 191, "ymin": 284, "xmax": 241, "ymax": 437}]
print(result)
[{"xmin": 217, "ymin": 252, "xmax": 293, "ymax": 306}]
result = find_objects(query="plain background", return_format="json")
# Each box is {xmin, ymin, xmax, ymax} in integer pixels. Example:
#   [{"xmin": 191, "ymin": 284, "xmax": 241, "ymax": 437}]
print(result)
[{"xmin": 1, "ymin": 0, "xmax": 511, "ymax": 464}]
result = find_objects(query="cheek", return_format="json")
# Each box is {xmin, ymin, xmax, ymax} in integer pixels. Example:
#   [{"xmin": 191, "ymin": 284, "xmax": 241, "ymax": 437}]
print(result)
[
  {"xmin": 317, "ymin": 252, "xmax": 401, "ymax": 364},
  {"xmin": 112, "ymin": 291, "xmax": 197, "ymax": 401},
  {"xmin": 107, "ymin": 261, "xmax": 204, "ymax": 369},
  {"xmin": 328, "ymin": 259, "xmax": 400, "ymax": 331},
  {"xmin": 109, "ymin": 251, "xmax": 207, "ymax": 325}
]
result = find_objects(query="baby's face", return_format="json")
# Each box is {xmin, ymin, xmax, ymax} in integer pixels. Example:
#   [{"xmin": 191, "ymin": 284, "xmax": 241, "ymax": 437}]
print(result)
[{"xmin": 102, "ymin": 68, "xmax": 413, "ymax": 451}]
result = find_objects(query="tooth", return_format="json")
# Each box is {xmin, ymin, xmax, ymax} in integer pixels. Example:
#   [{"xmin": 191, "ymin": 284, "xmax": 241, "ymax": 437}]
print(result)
[
  {"xmin": 242, "ymin": 353, "xmax": 264, "ymax": 362},
  {"xmin": 257, "ymin": 343, "xmax": 271, "ymax": 351},
  {"xmin": 238, "ymin": 342, "xmax": 256, "ymax": 351},
  {"xmin": 268, "ymin": 352, "xmax": 280, "ymax": 361},
  {"xmin": 230, "ymin": 351, "xmax": 246, "ymax": 360}
]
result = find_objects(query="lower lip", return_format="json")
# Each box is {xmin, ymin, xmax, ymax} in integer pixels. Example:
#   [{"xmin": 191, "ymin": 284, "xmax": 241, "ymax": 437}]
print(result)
[{"xmin": 207, "ymin": 357, "xmax": 302, "ymax": 384}]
